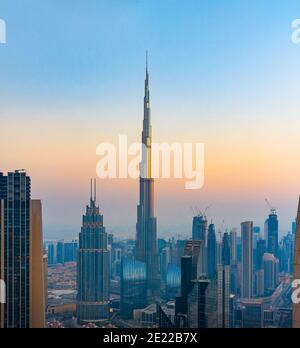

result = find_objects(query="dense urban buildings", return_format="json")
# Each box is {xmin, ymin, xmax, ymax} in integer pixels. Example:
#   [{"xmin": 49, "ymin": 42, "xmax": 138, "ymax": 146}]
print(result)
[{"xmin": 1, "ymin": 64, "xmax": 297, "ymax": 330}]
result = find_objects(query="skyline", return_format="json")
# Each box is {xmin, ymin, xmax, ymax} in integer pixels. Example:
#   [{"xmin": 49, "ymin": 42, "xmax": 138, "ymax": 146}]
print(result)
[{"xmin": 1, "ymin": 1, "xmax": 300, "ymax": 238}]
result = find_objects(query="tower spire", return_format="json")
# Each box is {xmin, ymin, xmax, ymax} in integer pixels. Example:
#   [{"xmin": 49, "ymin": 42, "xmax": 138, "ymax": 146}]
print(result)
[{"xmin": 90, "ymin": 178, "xmax": 93, "ymax": 203}]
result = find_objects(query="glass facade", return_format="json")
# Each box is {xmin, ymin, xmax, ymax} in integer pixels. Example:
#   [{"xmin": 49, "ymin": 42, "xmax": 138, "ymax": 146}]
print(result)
[
  {"xmin": 77, "ymin": 188, "xmax": 110, "ymax": 324},
  {"xmin": 120, "ymin": 258, "xmax": 147, "ymax": 319},
  {"xmin": 0, "ymin": 171, "xmax": 31, "ymax": 328}
]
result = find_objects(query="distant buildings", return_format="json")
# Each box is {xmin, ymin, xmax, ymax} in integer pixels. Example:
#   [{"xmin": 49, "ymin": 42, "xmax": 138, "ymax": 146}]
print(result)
[
  {"xmin": 77, "ymin": 180, "xmax": 110, "ymax": 324},
  {"xmin": 47, "ymin": 240, "xmax": 78, "ymax": 265}
]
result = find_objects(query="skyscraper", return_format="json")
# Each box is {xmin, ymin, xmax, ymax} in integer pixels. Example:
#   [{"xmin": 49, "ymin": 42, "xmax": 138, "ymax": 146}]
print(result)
[
  {"xmin": 222, "ymin": 232, "xmax": 231, "ymax": 266},
  {"xmin": 0, "ymin": 171, "xmax": 45, "ymax": 328},
  {"xmin": 254, "ymin": 239, "xmax": 266, "ymax": 297},
  {"xmin": 120, "ymin": 258, "xmax": 147, "ymax": 319},
  {"xmin": 136, "ymin": 56, "xmax": 160, "ymax": 302},
  {"xmin": 230, "ymin": 228, "xmax": 237, "ymax": 265},
  {"xmin": 241, "ymin": 221, "xmax": 253, "ymax": 299},
  {"xmin": 192, "ymin": 215, "xmax": 207, "ymax": 242},
  {"xmin": 77, "ymin": 180, "xmax": 110, "ymax": 324},
  {"xmin": 266, "ymin": 210, "xmax": 279, "ymax": 258},
  {"xmin": 293, "ymin": 197, "xmax": 300, "ymax": 328},
  {"xmin": 263, "ymin": 253, "xmax": 279, "ymax": 293},
  {"xmin": 192, "ymin": 214, "xmax": 207, "ymax": 274},
  {"xmin": 217, "ymin": 264, "xmax": 230, "ymax": 328},
  {"xmin": 207, "ymin": 223, "xmax": 216, "ymax": 279}
]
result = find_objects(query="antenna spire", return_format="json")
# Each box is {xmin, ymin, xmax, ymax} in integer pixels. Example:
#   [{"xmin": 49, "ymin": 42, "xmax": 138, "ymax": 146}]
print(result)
[
  {"xmin": 94, "ymin": 178, "xmax": 97, "ymax": 202},
  {"xmin": 90, "ymin": 178, "xmax": 93, "ymax": 203}
]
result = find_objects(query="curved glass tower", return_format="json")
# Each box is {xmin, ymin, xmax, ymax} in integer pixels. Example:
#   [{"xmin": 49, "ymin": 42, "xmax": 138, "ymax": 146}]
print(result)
[
  {"xmin": 120, "ymin": 258, "xmax": 147, "ymax": 319},
  {"xmin": 77, "ymin": 180, "xmax": 110, "ymax": 324}
]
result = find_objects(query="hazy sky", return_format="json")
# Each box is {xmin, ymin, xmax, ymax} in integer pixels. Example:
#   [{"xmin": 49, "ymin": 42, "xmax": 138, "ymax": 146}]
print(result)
[{"xmin": 1, "ymin": 0, "xmax": 300, "ymax": 239}]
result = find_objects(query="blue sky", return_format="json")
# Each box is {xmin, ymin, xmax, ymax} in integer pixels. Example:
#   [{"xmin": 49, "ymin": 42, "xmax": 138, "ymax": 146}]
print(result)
[{"xmin": 1, "ymin": 1, "xmax": 300, "ymax": 239}]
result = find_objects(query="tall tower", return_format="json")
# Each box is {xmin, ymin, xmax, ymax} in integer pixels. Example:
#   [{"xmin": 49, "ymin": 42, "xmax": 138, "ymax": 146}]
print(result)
[
  {"xmin": 266, "ymin": 211, "xmax": 279, "ymax": 258},
  {"xmin": 241, "ymin": 221, "xmax": 253, "ymax": 299},
  {"xmin": 77, "ymin": 180, "xmax": 110, "ymax": 324},
  {"xmin": 136, "ymin": 54, "xmax": 160, "ymax": 302},
  {"xmin": 207, "ymin": 223, "xmax": 216, "ymax": 279},
  {"xmin": 293, "ymin": 197, "xmax": 300, "ymax": 328},
  {"xmin": 0, "ymin": 171, "xmax": 45, "ymax": 328}
]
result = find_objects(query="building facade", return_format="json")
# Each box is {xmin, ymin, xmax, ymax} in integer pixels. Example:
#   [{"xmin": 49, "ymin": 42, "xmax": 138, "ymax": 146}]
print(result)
[
  {"xmin": 77, "ymin": 180, "xmax": 110, "ymax": 324},
  {"xmin": 241, "ymin": 221, "xmax": 253, "ymax": 299},
  {"xmin": 136, "ymin": 56, "xmax": 160, "ymax": 303}
]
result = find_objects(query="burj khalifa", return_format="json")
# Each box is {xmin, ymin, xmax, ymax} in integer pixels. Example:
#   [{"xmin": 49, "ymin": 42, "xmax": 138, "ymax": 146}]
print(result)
[{"xmin": 135, "ymin": 55, "xmax": 160, "ymax": 302}]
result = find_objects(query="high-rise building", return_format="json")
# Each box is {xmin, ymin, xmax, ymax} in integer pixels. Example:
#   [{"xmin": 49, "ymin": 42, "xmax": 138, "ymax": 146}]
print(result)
[
  {"xmin": 136, "ymin": 56, "xmax": 160, "ymax": 302},
  {"xmin": 281, "ymin": 232, "xmax": 294, "ymax": 274},
  {"xmin": 77, "ymin": 180, "xmax": 110, "ymax": 324},
  {"xmin": 30, "ymin": 200, "xmax": 46, "ymax": 328},
  {"xmin": 266, "ymin": 211, "xmax": 279, "ymax": 258},
  {"xmin": 256, "ymin": 239, "xmax": 266, "ymax": 270},
  {"xmin": 192, "ymin": 214, "xmax": 207, "ymax": 273},
  {"xmin": 184, "ymin": 240, "xmax": 205, "ymax": 278},
  {"xmin": 241, "ymin": 221, "xmax": 253, "ymax": 299},
  {"xmin": 230, "ymin": 228, "xmax": 237, "ymax": 265},
  {"xmin": 166, "ymin": 264, "xmax": 181, "ymax": 300},
  {"xmin": 56, "ymin": 240, "xmax": 64, "ymax": 264},
  {"xmin": 0, "ymin": 171, "xmax": 45, "ymax": 328},
  {"xmin": 47, "ymin": 242, "xmax": 56, "ymax": 265},
  {"xmin": 120, "ymin": 258, "xmax": 147, "ymax": 319},
  {"xmin": 187, "ymin": 277, "xmax": 217, "ymax": 328},
  {"xmin": 175, "ymin": 241, "xmax": 204, "ymax": 326},
  {"xmin": 293, "ymin": 197, "xmax": 300, "ymax": 328},
  {"xmin": 217, "ymin": 264, "xmax": 230, "ymax": 328},
  {"xmin": 207, "ymin": 223, "xmax": 216, "ymax": 279},
  {"xmin": 192, "ymin": 215, "xmax": 207, "ymax": 242},
  {"xmin": 263, "ymin": 253, "xmax": 278, "ymax": 294},
  {"xmin": 222, "ymin": 232, "xmax": 231, "ymax": 266}
]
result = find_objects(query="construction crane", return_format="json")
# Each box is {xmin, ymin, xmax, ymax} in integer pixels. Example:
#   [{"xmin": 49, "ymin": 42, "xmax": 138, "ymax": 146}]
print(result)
[
  {"xmin": 195, "ymin": 205, "xmax": 211, "ymax": 219},
  {"xmin": 265, "ymin": 198, "xmax": 277, "ymax": 215}
]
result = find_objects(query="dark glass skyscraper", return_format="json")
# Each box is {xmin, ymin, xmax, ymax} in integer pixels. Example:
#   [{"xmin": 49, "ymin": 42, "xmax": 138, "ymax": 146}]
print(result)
[
  {"xmin": 120, "ymin": 258, "xmax": 147, "ymax": 319},
  {"xmin": 192, "ymin": 215, "xmax": 207, "ymax": 242},
  {"xmin": 0, "ymin": 171, "xmax": 31, "ymax": 328},
  {"xmin": 266, "ymin": 211, "xmax": 279, "ymax": 257},
  {"xmin": 222, "ymin": 232, "xmax": 231, "ymax": 266},
  {"xmin": 207, "ymin": 223, "xmax": 216, "ymax": 279},
  {"xmin": 241, "ymin": 221, "xmax": 253, "ymax": 299},
  {"xmin": 0, "ymin": 171, "xmax": 45, "ymax": 328},
  {"xmin": 77, "ymin": 180, "xmax": 110, "ymax": 324},
  {"xmin": 136, "ymin": 56, "xmax": 160, "ymax": 302}
]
